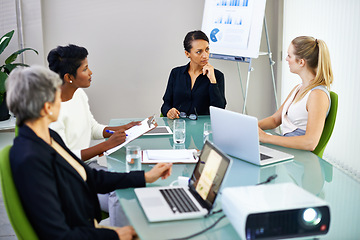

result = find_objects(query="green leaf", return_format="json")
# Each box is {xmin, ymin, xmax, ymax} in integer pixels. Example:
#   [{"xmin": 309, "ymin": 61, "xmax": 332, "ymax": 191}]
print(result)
[
  {"xmin": 5, "ymin": 48, "xmax": 39, "ymax": 64},
  {"xmin": 0, "ymin": 30, "xmax": 14, "ymax": 55},
  {"xmin": 0, "ymin": 71, "xmax": 8, "ymax": 94},
  {"xmin": 3, "ymin": 63, "xmax": 29, "ymax": 74}
]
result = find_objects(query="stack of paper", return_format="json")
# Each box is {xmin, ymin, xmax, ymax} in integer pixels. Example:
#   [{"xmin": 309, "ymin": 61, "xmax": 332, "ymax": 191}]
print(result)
[{"xmin": 142, "ymin": 149, "xmax": 198, "ymax": 163}]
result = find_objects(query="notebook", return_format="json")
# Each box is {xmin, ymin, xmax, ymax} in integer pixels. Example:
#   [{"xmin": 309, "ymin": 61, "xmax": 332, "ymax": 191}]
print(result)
[
  {"xmin": 134, "ymin": 141, "xmax": 232, "ymax": 222},
  {"xmin": 210, "ymin": 106, "xmax": 294, "ymax": 166}
]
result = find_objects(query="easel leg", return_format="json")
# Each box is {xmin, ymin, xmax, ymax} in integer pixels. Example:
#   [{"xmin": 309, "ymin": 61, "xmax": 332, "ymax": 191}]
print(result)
[
  {"xmin": 264, "ymin": 16, "xmax": 279, "ymax": 109},
  {"xmin": 242, "ymin": 59, "xmax": 253, "ymax": 114},
  {"xmin": 237, "ymin": 62, "xmax": 245, "ymax": 103}
]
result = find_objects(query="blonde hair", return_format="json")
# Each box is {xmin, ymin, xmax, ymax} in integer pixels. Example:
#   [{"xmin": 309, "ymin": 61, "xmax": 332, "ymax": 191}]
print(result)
[{"xmin": 292, "ymin": 36, "xmax": 333, "ymax": 101}]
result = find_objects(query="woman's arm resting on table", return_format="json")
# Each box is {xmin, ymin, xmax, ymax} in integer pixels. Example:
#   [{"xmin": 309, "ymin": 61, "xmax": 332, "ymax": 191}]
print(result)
[
  {"xmin": 145, "ymin": 163, "xmax": 173, "ymax": 183},
  {"xmin": 81, "ymin": 130, "xmax": 127, "ymax": 161}
]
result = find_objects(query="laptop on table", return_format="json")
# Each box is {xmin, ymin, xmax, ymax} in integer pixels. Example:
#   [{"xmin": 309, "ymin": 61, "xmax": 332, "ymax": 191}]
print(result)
[
  {"xmin": 134, "ymin": 140, "xmax": 232, "ymax": 222},
  {"xmin": 210, "ymin": 106, "xmax": 294, "ymax": 166}
]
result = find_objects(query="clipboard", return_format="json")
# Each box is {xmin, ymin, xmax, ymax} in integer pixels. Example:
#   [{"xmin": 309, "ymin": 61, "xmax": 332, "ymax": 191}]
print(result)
[{"xmin": 104, "ymin": 115, "xmax": 158, "ymax": 155}]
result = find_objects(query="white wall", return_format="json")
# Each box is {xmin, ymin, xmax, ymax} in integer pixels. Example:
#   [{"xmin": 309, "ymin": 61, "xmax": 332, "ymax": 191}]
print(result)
[
  {"xmin": 283, "ymin": 0, "xmax": 360, "ymax": 178},
  {"xmin": 13, "ymin": 0, "xmax": 281, "ymax": 124},
  {"xmin": 2, "ymin": 0, "xmax": 282, "ymax": 131}
]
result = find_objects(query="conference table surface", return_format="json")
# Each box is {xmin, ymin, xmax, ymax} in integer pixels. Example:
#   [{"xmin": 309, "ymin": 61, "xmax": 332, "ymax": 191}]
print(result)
[{"xmin": 106, "ymin": 116, "xmax": 360, "ymax": 240}]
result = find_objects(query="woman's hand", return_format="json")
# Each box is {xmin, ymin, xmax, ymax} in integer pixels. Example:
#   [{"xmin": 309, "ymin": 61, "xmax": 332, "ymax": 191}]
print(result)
[
  {"xmin": 167, "ymin": 108, "xmax": 180, "ymax": 119},
  {"xmin": 258, "ymin": 127, "xmax": 270, "ymax": 143},
  {"xmin": 123, "ymin": 121, "xmax": 141, "ymax": 130},
  {"xmin": 106, "ymin": 129, "xmax": 127, "ymax": 148},
  {"xmin": 202, "ymin": 63, "xmax": 216, "ymax": 84},
  {"xmin": 115, "ymin": 226, "xmax": 137, "ymax": 240},
  {"xmin": 145, "ymin": 163, "xmax": 173, "ymax": 183}
]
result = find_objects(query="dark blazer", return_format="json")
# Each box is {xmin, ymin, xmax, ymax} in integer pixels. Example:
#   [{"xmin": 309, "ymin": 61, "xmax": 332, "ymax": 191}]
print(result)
[
  {"xmin": 10, "ymin": 125, "xmax": 146, "ymax": 240},
  {"xmin": 161, "ymin": 62, "xmax": 226, "ymax": 116}
]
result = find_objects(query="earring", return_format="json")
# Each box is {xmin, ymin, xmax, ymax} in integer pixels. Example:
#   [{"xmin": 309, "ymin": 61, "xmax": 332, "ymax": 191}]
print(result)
[
  {"xmin": 69, "ymin": 80, "xmax": 72, "ymax": 84},
  {"xmin": 49, "ymin": 112, "xmax": 53, "ymax": 116}
]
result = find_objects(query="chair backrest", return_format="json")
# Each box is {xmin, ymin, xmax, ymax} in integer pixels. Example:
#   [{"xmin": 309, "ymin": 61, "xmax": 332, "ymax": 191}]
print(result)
[
  {"xmin": 0, "ymin": 145, "xmax": 39, "ymax": 240},
  {"xmin": 312, "ymin": 91, "xmax": 338, "ymax": 158}
]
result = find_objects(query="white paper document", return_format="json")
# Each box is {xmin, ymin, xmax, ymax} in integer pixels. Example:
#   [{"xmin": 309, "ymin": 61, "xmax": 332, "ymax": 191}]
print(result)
[
  {"xmin": 104, "ymin": 117, "xmax": 156, "ymax": 155},
  {"xmin": 142, "ymin": 149, "xmax": 198, "ymax": 163}
]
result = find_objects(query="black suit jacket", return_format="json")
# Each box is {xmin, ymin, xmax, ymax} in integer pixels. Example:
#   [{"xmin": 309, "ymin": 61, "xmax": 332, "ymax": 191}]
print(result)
[
  {"xmin": 10, "ymin": 125, "xmax": 146, "ymax": 240},
  {"xmin": 161, "ymin": 62, "xmax": 226, "ymax": 116}
]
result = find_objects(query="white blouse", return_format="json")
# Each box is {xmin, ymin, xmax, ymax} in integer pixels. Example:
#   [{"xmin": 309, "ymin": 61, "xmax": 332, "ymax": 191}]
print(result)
[
  {"xmin": 50, "ymin": 88, "xmax": 106, "ymax": 159},
  {"xmin": 281, "ymin": 84, "xmax": 330, "ymax": 135}
]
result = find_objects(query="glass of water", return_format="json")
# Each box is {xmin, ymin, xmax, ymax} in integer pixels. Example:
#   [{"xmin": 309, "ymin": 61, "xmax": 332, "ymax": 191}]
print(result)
[
  {"xmin": 173, "ymin": 143, "xmax": 186, "ymax": 149},
  {"xmin": 203, "ymin": 122, "xmax": 212, "ymax": 143},
  {"xmin": 173, "ymin": 119, "xmax": 186, "ymax": 144},
  {"xmin": 126, "ymin": 145, "xmax": 141, "ymax": 172}
]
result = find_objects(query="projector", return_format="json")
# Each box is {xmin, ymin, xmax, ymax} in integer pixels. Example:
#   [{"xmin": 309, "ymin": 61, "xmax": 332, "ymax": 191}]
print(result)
[{"xmin": 222, "ymin": 182, "xmax": 330, "ymax": 239}]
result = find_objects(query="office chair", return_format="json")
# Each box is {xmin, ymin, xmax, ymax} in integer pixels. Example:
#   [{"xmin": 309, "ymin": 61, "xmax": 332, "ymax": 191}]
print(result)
[
  {"xmin": 0, "ymin": 145, "xmax": 39, "ymax": 240},
  {"xmin": 312, "ymin": 91, "xmax": 338, "ymax": 158}
]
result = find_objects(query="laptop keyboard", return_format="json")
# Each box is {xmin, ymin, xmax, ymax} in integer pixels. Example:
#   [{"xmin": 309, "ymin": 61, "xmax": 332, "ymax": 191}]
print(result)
[
  {"xmin": 260, "ymin": 153, "xmax": 272, "ymax": 160},
  {"xmin": 160, "ymin": 188, "xmax": 200, "ymax": 214}
]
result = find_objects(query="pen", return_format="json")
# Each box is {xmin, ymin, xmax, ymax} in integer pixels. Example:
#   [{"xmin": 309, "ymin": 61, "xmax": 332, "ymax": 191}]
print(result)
[{"xmin": 106, "ymin": 129, "xmax": 128, "ymax": 136}]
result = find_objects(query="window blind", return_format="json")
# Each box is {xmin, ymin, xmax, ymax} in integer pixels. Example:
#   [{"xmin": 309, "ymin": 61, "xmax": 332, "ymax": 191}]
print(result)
[{"xmin": 282, "ymin": 0, "xmax": 360, "ymax": 181}]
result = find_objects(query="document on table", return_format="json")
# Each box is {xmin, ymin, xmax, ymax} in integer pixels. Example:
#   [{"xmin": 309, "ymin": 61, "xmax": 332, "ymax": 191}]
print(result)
[
  {"xmin": 142, "ymin": 149, "xmax": 198, "ymax": 163},
  {"xmin": 104, "ymin": 116, "xmax": 157, "ymax": 155}
]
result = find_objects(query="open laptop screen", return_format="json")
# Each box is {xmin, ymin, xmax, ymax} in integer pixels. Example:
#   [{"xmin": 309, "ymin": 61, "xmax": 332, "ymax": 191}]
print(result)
[{"xmin": 189, "ymin": 141, "xmax": 231, "ymax": 210}]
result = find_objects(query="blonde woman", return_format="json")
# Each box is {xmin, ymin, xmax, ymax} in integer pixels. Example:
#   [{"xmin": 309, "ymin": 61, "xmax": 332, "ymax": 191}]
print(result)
[{"xmin": 258, "ymin": 36, "xmax": 333, "ymax": 151}]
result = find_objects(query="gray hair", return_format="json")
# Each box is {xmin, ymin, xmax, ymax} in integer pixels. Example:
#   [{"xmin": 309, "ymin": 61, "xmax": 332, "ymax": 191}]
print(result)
[{"xmin": 6, "ymin": 66, "xmax": 62, "ymax": 126}]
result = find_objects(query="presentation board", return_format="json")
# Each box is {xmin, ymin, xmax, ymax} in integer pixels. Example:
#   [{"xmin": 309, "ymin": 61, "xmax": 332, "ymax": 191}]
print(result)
[{"xmin": 201, "ymin": 0, "xmax": 266, "ymax": 59}]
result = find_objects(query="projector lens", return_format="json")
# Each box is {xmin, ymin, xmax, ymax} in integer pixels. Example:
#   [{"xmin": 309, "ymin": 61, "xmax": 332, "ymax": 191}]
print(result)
[{"xmin": 302, "ymin": 208, "xmax": 321, "ymax": 225}]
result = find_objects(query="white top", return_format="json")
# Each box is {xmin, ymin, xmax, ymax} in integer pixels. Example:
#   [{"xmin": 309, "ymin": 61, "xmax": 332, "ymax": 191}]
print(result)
[
  {"xmin": 50, "ymin": 88, "xmax": 106, "ymax": 159},
  {"xmin": 281, "ymin": 84, "xmax": 330, "ymax": 135}
]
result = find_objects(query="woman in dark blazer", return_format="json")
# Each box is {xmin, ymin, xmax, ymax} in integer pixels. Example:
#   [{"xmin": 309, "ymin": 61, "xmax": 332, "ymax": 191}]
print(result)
[
  {"xmin": 161, "ymin": 30, "xmax": 226, "ymax": 119},
  {"xmin": 6, "ymin": 66, "xmax": 172, "ymax": 240}
]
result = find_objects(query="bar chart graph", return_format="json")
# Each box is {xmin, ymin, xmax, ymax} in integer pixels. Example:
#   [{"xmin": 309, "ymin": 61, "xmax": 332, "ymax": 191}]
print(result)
[
  {"xmin": 202, "ymin": 0, "xmax": 266, "ymax": 58},
  {"xmin": 214, "ymin": 15, "xmax": 243, "ymax": 25},
  {"xmin": 216, "ymin": 0, "xmax": 249, "ymax": 7}
]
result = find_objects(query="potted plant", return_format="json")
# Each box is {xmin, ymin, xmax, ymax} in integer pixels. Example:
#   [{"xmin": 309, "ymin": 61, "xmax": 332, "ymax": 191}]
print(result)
[{"xmin": 0, "ymin": 30, "xmax": 38, "ymax": 121}]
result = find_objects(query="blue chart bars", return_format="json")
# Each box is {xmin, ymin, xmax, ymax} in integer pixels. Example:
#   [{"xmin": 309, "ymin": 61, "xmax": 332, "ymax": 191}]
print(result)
[
  {"xmin": 215, "ymin": 15, "xmax": 243, "ymax": 25},
  {"xmin": 217, "ymin": 0, "xmax": 249, "ymax": 7}
]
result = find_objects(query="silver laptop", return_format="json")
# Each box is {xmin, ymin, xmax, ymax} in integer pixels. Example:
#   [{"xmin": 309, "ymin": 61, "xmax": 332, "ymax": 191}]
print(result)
[
  {"xmin": 210, "ymin": 106, "xmax": 294, "ymax": 166},
  {"xmin": 134, "ymin": 141, "xmax": 232, "ymax": 222}
]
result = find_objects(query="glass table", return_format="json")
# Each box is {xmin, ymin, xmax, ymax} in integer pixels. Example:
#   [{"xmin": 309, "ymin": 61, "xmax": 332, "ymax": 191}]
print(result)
[{"xmin": 106, "ymin": 116, "xmax": 360, "ymax": 239}]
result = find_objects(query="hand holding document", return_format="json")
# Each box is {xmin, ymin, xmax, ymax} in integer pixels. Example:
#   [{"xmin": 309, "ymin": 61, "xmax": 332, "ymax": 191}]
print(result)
[
  {"xmin": 142, "ymin": 149, "xmax": 198, "ymax": 164},
  {"xmin": 104, "ymin": 116, "xmax": 157, "ymax": 155}
]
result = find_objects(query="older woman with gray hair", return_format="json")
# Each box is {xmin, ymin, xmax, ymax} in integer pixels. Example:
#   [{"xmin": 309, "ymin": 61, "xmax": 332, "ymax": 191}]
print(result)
[{"xmin": 7, "ymin": 66, "xmax": 172, "ymax": 239}]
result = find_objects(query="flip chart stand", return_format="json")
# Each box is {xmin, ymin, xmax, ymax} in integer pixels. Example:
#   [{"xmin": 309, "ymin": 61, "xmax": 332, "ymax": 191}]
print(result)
[{"xmin": 237, "ymin": 16, "xmax": 278, "ymax": 114}]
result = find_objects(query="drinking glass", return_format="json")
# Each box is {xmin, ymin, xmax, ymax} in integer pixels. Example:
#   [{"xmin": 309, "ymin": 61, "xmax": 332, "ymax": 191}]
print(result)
[
  {"xmin": 126, "ymin": 145, "xmax": 141, "ymax": 172},
  {"xmin": 203, "ymin": 122, "xmax": 212, "ymax": 143},
  {"xmin": 173, "ymin": 119, "xmax": 186, "ymax": 144},
  {"xmin": 173, "ymin": 143, "xmax": 186, "ymax": 149}
]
